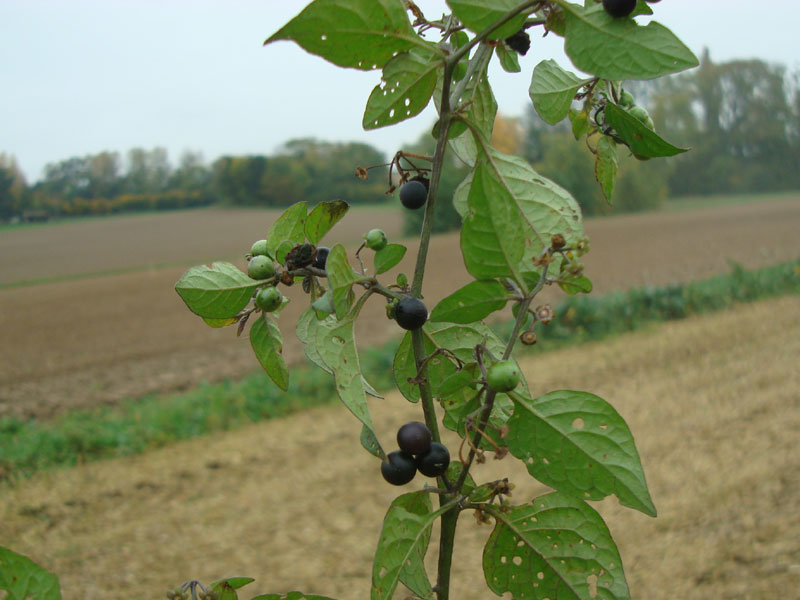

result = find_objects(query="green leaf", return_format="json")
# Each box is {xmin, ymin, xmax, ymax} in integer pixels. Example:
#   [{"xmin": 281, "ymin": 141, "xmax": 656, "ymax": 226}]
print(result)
[
  {"xmin": 446, "ymin": 461, "xmax": 476, "ymax": 495},
  {"xmin": 175, "ymin": 262, "xmax": 260, "ymax": 319},
  {"xmin": 393, "ymin": 321, "xmax": 505, "ymax": 404},
  {"xmin": 560, "ymin": 2, "xmax": 698, "ymax": 80},
  {"xmin": 507, "ymin": 389, "xmax": 656, "ymax": 516},
  {"xmin": 496, "ymin": 43, "xmax": 521, "ymax": 73},
  {"xmin": 296, "ymin": 307, "xmax": 381, "ymax": 399},
  {"xmin": 595, "ymin": 135, "xmax": 618, "ymax": 201},
  {"xmin": 446, "ymin": 0, "xmax": 531, "ymax": 40},
  {"xmin": 313, "ymin": 314, "xmax": 379, "ymax": 455},
  {"xmin": 604, "ymin": 102, "xmax": 688, "ymax": 158},
  {"xmin": 483, "ymin": 493, "xmax": 630, "ymax": 600},
  {"xmin": 430, "ymin": 279, "xmax": 509, "ymax": 323},
  {"xmin": 460, "ymin": 150, "xmax": 583, "ymax": 291},
  {"xmin": 250, "ymin": 315, "xmax": 289, "ymax": 391},
  {"xmin": 210, "ymin": 578, "xmax": 255, "ymax": 591},
  {"xmin": 252, "ymin": 594, "xmax": 336, "ymax": 600},
  {"xmin": 558, "ymin": 274, "xmax": 593, "ymax": 295},
  {"xmin": 0, "ymin": 546, "xmax": 61, "ymax": 600},
  {"xmin": 568, "ymin": 108, "xmax": 591, "ymax": 139},
  {"xmin": 266, "ymin": 202, "xmax": 307, "ymax": 260},
  {"xmin": 435, "ymin": 366, "xmax": 478, "ymax": 399},
  {"xmin": 374, "ymin": 244, "xmax": 407, "ymax": 274},
  {"xmin": 447, "ymin": 72, "xmax": 497, "ymax": 166},
  {"xmin": 305, "ymin": 200, "xmax": 349, "ymax": 245},
  {"xmin": 372, "ymin": 492, "xmax": 439, "ymax": 600},
  {"xmin": 202, "ymin": 316, "xmax": 238, "ymax": 328},
  {"xmin": 363, "ymin": 47, "xmax": 440, "ymax": 130},
  {"xmin": 361, "ymin": 424, "xmax": 385, "ymax": 460},
  {"xmin": 264, "ymin": 0, "xmax": 425, "ymax": 71},
  {"xmin": 529, "ymin": 59, "xmax": 592, "ymax": 125},
  {"xmin": 325, "ymin": 244, "xmax": 358, "ymax": 318}
]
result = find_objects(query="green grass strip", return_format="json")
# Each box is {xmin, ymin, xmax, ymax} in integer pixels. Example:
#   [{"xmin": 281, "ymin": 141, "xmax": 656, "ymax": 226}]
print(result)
[{"xmin": 1, "ymin": 258, "xmax": 797, "ymax": 482}]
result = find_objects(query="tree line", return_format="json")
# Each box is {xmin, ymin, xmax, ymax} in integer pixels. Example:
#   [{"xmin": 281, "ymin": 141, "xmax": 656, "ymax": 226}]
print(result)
[{"xmin": 2, "ymin": 53, "xmax": 797, "ymax": 224}]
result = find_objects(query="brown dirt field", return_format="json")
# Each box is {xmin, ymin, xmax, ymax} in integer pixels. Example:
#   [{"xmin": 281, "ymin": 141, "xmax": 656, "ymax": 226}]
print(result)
[
  {"xmin": 1, "ymin": 197, "xmax": 799, "ymax": 419},
  {"xmin": 1, "ymin": 295, "xmax": 798, "ymax": 600}
]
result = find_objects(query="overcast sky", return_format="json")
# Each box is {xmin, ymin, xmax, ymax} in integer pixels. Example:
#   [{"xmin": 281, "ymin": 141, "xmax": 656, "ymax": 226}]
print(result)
[{"xmin": 2, "ymin": 0, "xmax": 799, "ymax": 182}]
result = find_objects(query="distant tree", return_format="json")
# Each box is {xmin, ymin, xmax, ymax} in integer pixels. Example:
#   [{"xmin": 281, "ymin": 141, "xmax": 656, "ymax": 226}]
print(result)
[
  {"xmin": 124, "ymin": 147, "xmax": 171, "ymax": 194},
  {"xmin": 170, "ymin": 150, "xmax": 211, "ymax": 192},
  {"xmin": 0, "ymin": 154, "xmax": 28, "ymax": 218}
]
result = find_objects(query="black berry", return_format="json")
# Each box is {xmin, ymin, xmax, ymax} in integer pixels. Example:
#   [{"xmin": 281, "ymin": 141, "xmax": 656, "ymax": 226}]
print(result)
[
  {"xmin": 381, "ymin": 451, "xmax": 417, "ymax": 485},
  {"xmin": 602, "ymin": 0, "xmax": 636, "ymax": 18},
  {"xmin": 397, "ymin": 421, "xmax": 432, "ymax": 455},
  {"xmin": 395, "ymin": 297, "xmax": 427, "ymax": 330},
  {"xmin": 399, "ymin": 180, "xmax": 428, "ymax": 210},
  {"xmin": 313, "ymin": 246, "xmax": 329, "ymax": 270},
  {"xmin": 505, "ymin": 30, "xmax": 531, "ymax": 56},
  {"xmin": 416, "ymin": 442, "xmax": 450, "ymax": 478}
]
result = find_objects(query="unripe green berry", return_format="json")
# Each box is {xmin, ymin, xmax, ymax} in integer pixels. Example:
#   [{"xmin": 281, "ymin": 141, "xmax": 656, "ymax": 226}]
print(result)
[
  {"xmin": 628, "ymin": 105, "xmax": 654, "ymax": 130},
  {"xmin": 487, "ymin": 360, "xmax": 521, "ymax": 393},
  {"xmin": 255, "ymin": 286, "xmax": 283, "ymax": 312},
  {"xmin": 250, "ymin": 239, "xmax": 269, "ymax": 257},
  {"xmin": 364, "ymin": 229, "xmax": 388, "ymax": 251},
  {"xmin": 619, "ymin": 89, "xmax": 635, "ymax": 107},
  {"xmin": 248, "ymin": 255, "xmax": 276, "ymax": 280}
]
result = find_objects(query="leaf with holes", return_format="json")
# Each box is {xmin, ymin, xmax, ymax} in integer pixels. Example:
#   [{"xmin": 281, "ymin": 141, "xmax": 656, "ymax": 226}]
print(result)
[
  {"xmin": 604, "ymin": 102, "xmax": 687, "ymax": 158},
  {"xmin": 507, "ymin": 390, "xmax": 656, "ymax": 516},
  {"xmin": 529, "ymin": 59, "xmax": 592, "ymax": 125},
  {"xmin": 363, "ymin": 47, "xmax": 440, "ymax": 130},
  {"xmin": 455, "ymin": 147, "xmax": 583, "ymax": 290},
  {"xmin": 374, "ymin": 243, "xmax": 407, "ymax": 274},
  {"xmin": 561, "ymin": 2, "xmax": 698, "ymax": 80},
  {"xmin": 175, "ymin": 262, "xmax": 260, "ymax": 319},
  {"xmin": 447, "ymin": 0, "xmax": 531, "ymax": 40},
  {"xmin": 0, "ymin": 546, "xmax": 61, "ymax": 600},
  {"xmin": 325, "ymin": 244, "xmax": 359, "ymax": 318},
  {"xmin": 430, "ymin": 279, "xmax": 510, "ymax": 323},
  {"xmin": 296, "ymin": 307, "xmax": 382, "ymax": 400},
  {"xmin": 595, "ymin": 135, "xmax": 618, "ymax": 201},
  {"xmin": 372, "ymin": 492, "xmax": 445, "ymax": 600},
  {"xmin": 483, "ymin": 492, "xmax": 629, "ymax": 600},
  {"xmin": 250, "ymin": 314, "xmax": 289, "ymax": 391},
  {"xmin": 305, "ymin": 200, "xmax": 349, "ymax": 245},
  {"xmin": 264, "ymin": 0, "xmax": 427, "ymax": 71},
  {"xmin": 266, "ymin": 202, "xmax": 307, "ymax": 261}
]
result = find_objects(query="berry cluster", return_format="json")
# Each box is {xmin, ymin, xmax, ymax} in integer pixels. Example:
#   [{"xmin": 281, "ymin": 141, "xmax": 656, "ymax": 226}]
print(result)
[{"xmin": 381, "ymin": 421, "xmax": 450, "ymax": 486}]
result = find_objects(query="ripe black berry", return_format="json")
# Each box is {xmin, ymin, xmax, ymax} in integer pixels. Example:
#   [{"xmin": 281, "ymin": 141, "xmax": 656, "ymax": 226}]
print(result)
[
  {"xmin": 381, "ymin": 451, "xmax": 417, "ymax": 485},
  {"xmin": 505, "ymin": 30, "xmax": 531, "ymax": 56},
  {"xmin": 313, "ymin": 246, "xmax": 329, "ymax": 270},
  {"xmin": 394, "ymin": 297, "xmax": 427, "ymax": 330},
  {"xmin": 399, "ymin": 180, "xmax": 427, "ymax": 210},
  {"xmin": 416, "ymin": 442, "xmax": 450, "ymax": 478},
  {"xmin": 397, "ymin": 421, "xmax": 432, "ymax": 455},
  {"xmin": 602, "ymin": 0, "xmax": 636, "ymax": 18}
]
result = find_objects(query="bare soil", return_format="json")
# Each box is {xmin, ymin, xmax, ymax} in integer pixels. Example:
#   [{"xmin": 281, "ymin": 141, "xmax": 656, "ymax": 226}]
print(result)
[
  {"xmin": 0, "ymin": 197, "xmax": 799, "ymax": 419},
  {"xmin": 1, "ymin": 296, "xmax": 798, "ymax": 600}
]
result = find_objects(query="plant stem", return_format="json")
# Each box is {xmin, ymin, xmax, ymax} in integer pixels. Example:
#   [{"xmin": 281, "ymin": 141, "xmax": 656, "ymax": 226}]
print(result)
[{"xmin": 435, "ymin": 509, "xmax": 459, "ymax": 600}]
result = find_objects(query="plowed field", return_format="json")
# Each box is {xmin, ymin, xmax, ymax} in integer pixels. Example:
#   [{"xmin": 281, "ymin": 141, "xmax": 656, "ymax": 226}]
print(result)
[
  {"xmin": 1, "ymin": 197, "xmax": 799, "ymax": 419},
  {"xmin": 2, "ymin": 296, "xmax": 798, "ymax": 600}
]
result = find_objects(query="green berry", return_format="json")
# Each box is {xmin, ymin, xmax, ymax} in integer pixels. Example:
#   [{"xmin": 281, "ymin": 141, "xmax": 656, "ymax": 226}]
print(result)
[
  {"xmin": 248, "ymin": 255, "xmax": 276, "ymax": 280},
  {"xmin": 364, "ymin": 229, "xmax": 388, "ymax": 251},
  {"xmin": 255, "ymin": 286, "xmax": 283, "ymax": 312},
  {"xmin": 628, "ymin": 105, "xmax": 655, "ymax": 130},
  {"xmin": 250, "ymin": 239, "xmax": 269, "ymax": 257},
  {"xmin": 619, "ymin": 89, "xmax": 635, "ymax": 107},
  {"xmin": 487, "ymin": 360, "xmax": 521, "ymax": 393}
]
